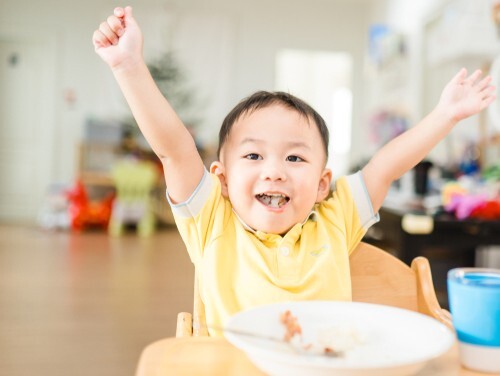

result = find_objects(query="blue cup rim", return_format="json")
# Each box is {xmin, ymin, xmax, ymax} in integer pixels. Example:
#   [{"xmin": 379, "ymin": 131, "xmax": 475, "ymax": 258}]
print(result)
[{"xmin": 448, "ymin": 267, "xmax": 500, "ymax": 286}]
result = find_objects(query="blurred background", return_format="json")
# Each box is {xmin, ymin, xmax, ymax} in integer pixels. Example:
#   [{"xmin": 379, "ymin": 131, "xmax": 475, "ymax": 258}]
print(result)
[
  {"xmin": 0, "ymin": 0, "xmax": 499, "ymax": 375},
  {"xmin": 1, "ymin": 0, "xmax": 499, "ymax": 222}
]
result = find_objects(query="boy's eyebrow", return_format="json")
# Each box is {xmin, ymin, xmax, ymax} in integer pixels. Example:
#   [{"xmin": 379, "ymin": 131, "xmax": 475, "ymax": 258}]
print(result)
[{"xmin": 240, "ymin": 137, "xmax": 311, "ymax": 150}]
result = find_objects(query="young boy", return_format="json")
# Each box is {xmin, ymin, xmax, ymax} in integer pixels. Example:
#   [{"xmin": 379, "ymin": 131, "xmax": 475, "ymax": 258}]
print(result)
[{"xmin": 93, "ymin": 7, "xmax": 496, "ymax": 335}]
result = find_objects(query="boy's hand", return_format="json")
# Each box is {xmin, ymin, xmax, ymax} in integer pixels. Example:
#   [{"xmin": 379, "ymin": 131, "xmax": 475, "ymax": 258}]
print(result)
[
  {"xmin": 92, "ymin": 6, "xmax": 143, "ymax": 70},
  {"xmin": 437, "ymin": 68, "xmax": 496, "ymax": 122}
]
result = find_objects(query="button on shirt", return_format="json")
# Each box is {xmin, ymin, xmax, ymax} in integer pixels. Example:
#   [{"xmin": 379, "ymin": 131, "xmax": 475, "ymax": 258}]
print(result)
[{"xmin": 279, "ymin": 246, "xmax": 290, "ymax": 257}]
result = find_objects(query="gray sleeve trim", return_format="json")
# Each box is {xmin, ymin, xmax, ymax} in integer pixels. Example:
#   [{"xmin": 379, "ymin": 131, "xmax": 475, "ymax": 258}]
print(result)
[
  {"xmin": 345, "ymin": 171, "xmax": 380, "ymax": 230},
  {"xmin": 166, "ymin": 168, "xmax": 213, "ymax": 218}
]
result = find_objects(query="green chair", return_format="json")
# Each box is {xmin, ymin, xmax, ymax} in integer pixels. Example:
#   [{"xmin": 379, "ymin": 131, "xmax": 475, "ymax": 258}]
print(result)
[{"xmin": 109, "ymin": 159, "xmax": 160, "ymax": 237}]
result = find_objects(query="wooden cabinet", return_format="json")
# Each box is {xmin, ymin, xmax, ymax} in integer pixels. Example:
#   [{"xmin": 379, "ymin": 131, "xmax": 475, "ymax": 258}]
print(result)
[{"xmin": 76, "ymin": 141, "xmax": 117, "ymax": 187}]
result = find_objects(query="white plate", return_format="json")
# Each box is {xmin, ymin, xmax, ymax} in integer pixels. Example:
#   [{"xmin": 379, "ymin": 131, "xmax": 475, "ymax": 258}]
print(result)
[{"xmin": 225, "ymin": 301, "xmax": 454, "ymax": 376}]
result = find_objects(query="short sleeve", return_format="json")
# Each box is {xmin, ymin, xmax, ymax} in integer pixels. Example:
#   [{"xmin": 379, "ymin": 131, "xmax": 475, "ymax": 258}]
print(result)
[
  {"xmin": 166, "ymin": 168, "xmax": 213, "ymax": 218},
  {"xmin": 320, "ymin": 171, "xmax": 379, "ymax": 254},
  {"xmin": 344, "ymin": 171, "xmax": 380, "ymax": 230},
  {"xmin": 166, "ymin": 169, "xmax": 230, "ymax": 263}
]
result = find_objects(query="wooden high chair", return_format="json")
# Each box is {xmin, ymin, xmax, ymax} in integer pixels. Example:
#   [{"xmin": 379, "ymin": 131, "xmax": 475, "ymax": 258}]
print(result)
[{"xmin": 176, "ymin": 242, "xmax": 453, "ymax": 337}]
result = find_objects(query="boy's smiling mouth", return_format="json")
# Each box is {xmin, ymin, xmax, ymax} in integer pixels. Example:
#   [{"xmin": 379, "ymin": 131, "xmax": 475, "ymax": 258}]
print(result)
[{"xmin": 256, "ymin": 193, "xmax": 290, "ymax": 209}]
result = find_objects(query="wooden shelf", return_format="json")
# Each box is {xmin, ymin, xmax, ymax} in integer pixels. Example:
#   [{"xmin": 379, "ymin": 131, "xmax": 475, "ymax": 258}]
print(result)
[{"xmin": 78, "ymin": 172, "xmax": 114, "ymax": 187}]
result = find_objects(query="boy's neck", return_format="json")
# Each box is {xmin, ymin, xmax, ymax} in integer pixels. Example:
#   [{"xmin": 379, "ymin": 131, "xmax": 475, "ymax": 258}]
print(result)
[{"xmin": 231, "ymin": 208, "xmax": 318, "ymax": 237}]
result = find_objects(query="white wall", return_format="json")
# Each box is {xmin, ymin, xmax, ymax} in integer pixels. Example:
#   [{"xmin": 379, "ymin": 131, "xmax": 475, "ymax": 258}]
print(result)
[{"xmin": 0, "ymin": 0, "xmax": 371, "ymax": 200}]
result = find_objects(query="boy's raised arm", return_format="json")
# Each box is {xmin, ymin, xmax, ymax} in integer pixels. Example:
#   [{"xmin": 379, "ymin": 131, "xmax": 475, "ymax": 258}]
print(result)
[
  {"xmin": 92, "ymin": 6, "xmax": 204, "ymax": 203},
  {"xmin": 362, "ymin": 68, "xmax": 496, "ymax": 213}
]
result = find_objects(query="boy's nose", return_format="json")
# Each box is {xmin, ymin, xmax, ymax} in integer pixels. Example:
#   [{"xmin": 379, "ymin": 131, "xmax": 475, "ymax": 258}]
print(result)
[{"xmin": 260, "ymin": 162, "xmax": 286, "ymax": 181}]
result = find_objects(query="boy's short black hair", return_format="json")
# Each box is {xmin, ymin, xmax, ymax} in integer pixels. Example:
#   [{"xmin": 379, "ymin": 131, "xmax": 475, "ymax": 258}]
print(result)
[{"xmin": 217, "ymin": 91, "xmax": 329, "ymax": 159}]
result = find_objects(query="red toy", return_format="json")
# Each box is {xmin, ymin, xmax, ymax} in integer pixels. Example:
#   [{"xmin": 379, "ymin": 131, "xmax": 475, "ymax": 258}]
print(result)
[
  {"xmin": 66, "ymin": 180, "xmax": 115, "ymax": 231},
  {"xmin": 470, "ymin": 199, "xmax": 500, "ymax": 220}
]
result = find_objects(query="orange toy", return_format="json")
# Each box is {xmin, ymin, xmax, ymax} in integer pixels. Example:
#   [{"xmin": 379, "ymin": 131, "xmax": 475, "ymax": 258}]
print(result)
[{"xmin": 66, "ymin": 180, "xmax": 115, "ymax": 231}]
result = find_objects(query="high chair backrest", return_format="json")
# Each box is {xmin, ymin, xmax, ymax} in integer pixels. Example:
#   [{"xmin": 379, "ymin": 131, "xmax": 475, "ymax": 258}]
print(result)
[{"xmin": 176, "ymin": 242, "xmax": 452, "ymax": 337}]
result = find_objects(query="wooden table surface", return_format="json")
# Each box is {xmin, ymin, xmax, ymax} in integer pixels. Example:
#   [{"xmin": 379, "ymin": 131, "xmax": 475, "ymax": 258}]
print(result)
[{"xmin": 135, "ymin": 337, "xmax": 487, "ymax": 376}]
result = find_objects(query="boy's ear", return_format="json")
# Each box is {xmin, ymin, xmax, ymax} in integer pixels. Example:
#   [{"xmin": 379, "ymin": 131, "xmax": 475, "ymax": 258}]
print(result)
[
  {"xmin": 316, "ymin": 168, "xmax": 333, "ymax": 202},
  {"xmin": 210, "ymin": 161, "xmax": 229, "ymax": 198}
]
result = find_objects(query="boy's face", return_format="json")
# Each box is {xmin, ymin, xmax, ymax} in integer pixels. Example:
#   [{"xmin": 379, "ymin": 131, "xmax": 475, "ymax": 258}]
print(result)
[{"xmin": 211, "ymin": 104, "xmax": 332, "ymax": 235}]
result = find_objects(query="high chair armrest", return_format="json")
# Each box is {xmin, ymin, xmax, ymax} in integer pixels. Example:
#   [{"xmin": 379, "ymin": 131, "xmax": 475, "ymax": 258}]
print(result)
[{"xmin": 411, "ymin": 257, "xmax": 454, "ymax": 330}]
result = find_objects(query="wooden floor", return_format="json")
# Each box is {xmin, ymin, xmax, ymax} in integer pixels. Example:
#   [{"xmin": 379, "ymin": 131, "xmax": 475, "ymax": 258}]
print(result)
[{"xmin": 0, "ymin": 224, "xmax": 194, "ymax": 376}]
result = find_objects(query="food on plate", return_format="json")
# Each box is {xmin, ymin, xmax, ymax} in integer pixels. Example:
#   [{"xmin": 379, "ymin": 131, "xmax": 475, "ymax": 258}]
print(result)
[
  {"xmin": 280, "ymin": 309, "xmax": 345, "ymax": 357},
  {"xmin": 280, "ymin": 310, "xmax": 302, "ymax": 341}
]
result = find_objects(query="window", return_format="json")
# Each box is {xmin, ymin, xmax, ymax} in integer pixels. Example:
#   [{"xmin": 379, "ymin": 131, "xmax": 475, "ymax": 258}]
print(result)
[{"xmin": 275, "ymin": 49, "xmax": 353, "ymax": 177}]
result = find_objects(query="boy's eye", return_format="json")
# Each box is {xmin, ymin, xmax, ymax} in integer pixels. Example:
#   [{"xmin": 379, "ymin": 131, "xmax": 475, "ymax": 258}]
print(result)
[
  {"xmin": 286, "ymin": 155, "xmax": 304, "ymax": 162},
  {"xmin": 245, "ymin": 153, "xmax": 262, "ymax": 160}
]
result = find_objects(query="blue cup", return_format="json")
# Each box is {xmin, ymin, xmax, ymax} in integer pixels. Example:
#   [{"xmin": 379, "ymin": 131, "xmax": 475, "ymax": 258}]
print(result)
[{"xmin": 447, "ymin": 268, "xmax": 500, "ymax": 373}]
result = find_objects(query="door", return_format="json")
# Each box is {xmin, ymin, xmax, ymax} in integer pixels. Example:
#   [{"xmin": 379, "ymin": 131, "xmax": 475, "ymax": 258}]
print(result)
[{"xmin": 0, "ymin": 39, "xmax": 55, "ymax": 222}]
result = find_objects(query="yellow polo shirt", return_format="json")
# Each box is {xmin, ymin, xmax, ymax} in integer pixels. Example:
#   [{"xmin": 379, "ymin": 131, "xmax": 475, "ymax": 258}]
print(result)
[{"xmin": 168, "ymin": 169, "xmax": 379, "ymax": 336}]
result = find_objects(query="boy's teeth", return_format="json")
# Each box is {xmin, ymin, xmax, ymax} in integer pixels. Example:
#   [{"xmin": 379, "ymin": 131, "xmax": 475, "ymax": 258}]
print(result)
[
  {"xmin": 271, "ymin": 196, "xmax": 280, "ymax": 207},
  {"xmin": 257, "ymin": 193, "xmax": 289, "ymax": 208}
]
